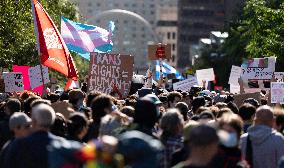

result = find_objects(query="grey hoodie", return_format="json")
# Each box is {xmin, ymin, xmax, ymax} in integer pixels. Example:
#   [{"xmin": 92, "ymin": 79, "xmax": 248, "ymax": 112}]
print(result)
[{"xmin": 240, "ymin": 125, "xmax": 284, "ymax": 168}]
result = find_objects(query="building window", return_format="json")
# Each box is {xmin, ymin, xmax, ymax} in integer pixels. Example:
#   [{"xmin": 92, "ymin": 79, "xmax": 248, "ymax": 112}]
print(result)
[
  {"xmin": 124, "ymin": 3, "xmax": 129, "ymax": 7},
  {"xmin": 150, "ymin": 11, "xmax": 155, "ymax": 15},
  {"xmin": 172, "ymin": 44, "xmax": 175, "ymax": 51},
  {"xmin": 114, "ymin": 3, "xmax": 119, "ymax": 7},
  {"xmin": 172, "ymin": 55, "xmax": 175, "ymax": 62},
  {"xmin": 88, "ymin": 2, "xmax": 92, "ymax": 6},
  {"xmin": 172, "ymin": 32, "xmax": 176, "ymax": 39},
  {"xmin": 132, "ymin": 34, "xmax": 136, "ymax": 38},
  {"xmin": 150, "ymin": 4, "xmax": 155, "ymax": 8},
  {"xmin": 96, "ymin": 3, "xmax": 100, "ymax": 7},
  {"xmin": 141, "ymin": 34, "xmax": 145, "ymax": 38},
  {"xmin": 167, "ymin": 32, "xmax": 171, "ymax": 39},
  {"xmin": 132, "ymin": 4, "xmax": 137, "ymax": 7},
  {"xmin": 124, "ymin": 20, "xmax": 128, "ymax": 24}
]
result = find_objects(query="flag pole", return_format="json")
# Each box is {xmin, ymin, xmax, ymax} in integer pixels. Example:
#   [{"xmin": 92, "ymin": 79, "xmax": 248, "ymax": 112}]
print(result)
[{"xmin": 31, "ymin": 0, "xmax": 46, "ymax": 96}]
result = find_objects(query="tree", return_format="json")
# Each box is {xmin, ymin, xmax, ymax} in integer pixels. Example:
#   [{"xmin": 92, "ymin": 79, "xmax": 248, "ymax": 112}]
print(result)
[{"xmin": 0, "ymin": 0, "xmax": 88, "ymax": 86}]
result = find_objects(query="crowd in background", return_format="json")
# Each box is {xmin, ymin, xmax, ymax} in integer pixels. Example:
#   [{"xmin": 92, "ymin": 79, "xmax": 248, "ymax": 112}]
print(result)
[{"xmin": 0, "ymin": 84, "xmax": 284, "ymax": 168}]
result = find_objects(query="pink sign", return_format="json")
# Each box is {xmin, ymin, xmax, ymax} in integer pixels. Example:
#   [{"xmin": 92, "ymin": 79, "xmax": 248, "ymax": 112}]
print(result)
[{"xmin": 12, "ymin": 65, "xmax": 31, "ymax": 90}]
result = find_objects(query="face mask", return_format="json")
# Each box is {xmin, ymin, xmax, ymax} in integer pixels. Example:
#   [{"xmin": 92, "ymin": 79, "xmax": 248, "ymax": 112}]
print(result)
[{"xmin": 222, "ymin": 132, "xmax": 238, "ymax": 148}]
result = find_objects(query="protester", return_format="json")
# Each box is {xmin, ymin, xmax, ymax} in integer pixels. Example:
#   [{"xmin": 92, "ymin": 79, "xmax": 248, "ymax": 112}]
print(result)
[
  {"xmin": 133, "ymin": 97, "xmax": 160, "ymax": 137},
  {"xmin": 174, "ymin": 125, "xmax": 219, "ymax": 168},
  {"xmin": 5, "ymin": 103, "xmax": 60, "ymax": 168},
  {"xmin": 239, "ymin": 103, "xmax": 256, "ymax": 133},
  {"xmin": 175, "ymin": 102, "xmax": 189, "ymax": 122},
  {"xmin": 160, "ymin": 109, "xmax": 184, "ymax": 168},
  {"xmin": 273, "ymin": 108, "xmax": 284, "ymax": 135},
  {"xmin": 0, "ymin": 98, "xmax": 21, "ymax": 149},
  {"xmin": 214, "ymin": 113, "xmax": 248, "ymax": 168},
  {"xmin": 190, "ymin": 96, "xmax": 206, "ymax": 114},
  {"xmin": 0, "ymin": 112, "xmax": 32, "ymax": 167},
  {"xmin": 167, "ymin": 91, "xmax": 183, "ymax": 108},
  {"xmin": 120, "ymin": 106, "xmax": 135, "ymax": 118},
  {"xmin": 67, "ymin": 112, "xmax": 89, "ymax": 142},
  {"xmin": 240, "ymin": 105, "xmax": 284, "ymax": 168},
  {"xmin": 50, "ymin": 113, "xmax": 67, "ymax": 137},
  {"xmin": 68, "ymin": 89, "xmax": 85, "ymax": 111}
]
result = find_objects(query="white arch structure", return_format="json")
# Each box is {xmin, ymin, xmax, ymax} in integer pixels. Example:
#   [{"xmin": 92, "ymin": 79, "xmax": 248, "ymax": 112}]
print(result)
[{"xmin": 93, "ymin": 9, "xmax": 159, "ymax": 42}]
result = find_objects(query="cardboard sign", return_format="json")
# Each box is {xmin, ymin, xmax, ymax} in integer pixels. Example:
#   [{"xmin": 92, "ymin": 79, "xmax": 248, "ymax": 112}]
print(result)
[
  {"xmin": 229, "ymin": 66, "xmax": 242, "ymax": 85},
  {"xmin": 233, "ymin": 92, "xmax": 261, "ymax": 107},
  {"xmin": 29, "ymin": 65, "xmax": 50, "ymax": 89},
  {"xmin": 271, "ymin": 82, "xmax": 284, "ymax": 104},
  {"xmin": 3, "ymin": 72, "xmax": 24, "ymax": 92},
  {"xmin": 88, "ymin": 52, "xmax": 134, "ymax": 98},
  {"xmin": 230, "ymin": 84, "xmax": 240, "ymax": 94},
  {"xmin": 196, "ymin": 68, "xmax": 215, "ymax": 85},
  {"xmin": 241, "ymin": 57, "xmax": 276, "ymax": 80},
  {"xmin": 173, "ymin": 77, "xmax": 198, "ymax": 91},
  {"xmin": 148, "ymin": 44, "xmax": 171, "ymax": 60}
]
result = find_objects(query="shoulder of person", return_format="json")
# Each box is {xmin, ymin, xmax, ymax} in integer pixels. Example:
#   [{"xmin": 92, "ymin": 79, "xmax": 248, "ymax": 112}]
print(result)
[{"xmin": 271, "ymin": 130, "xmax": 284, "ymax": 141}]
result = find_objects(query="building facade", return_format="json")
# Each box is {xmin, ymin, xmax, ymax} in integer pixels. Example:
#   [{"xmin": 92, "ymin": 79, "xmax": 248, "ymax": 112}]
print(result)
[{"xmin": 177, "ymin": 0, "xmax": 244, "ymax": 69}]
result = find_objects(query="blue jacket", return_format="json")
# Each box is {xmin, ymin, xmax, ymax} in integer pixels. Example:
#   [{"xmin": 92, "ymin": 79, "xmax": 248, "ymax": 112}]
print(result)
[{"xmin": 5, "ymin": 131, "xmax": 63, "ymax": 168}]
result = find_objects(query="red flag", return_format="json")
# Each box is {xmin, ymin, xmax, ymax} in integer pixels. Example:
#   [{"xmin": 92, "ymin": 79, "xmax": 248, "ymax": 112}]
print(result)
[{"xmin": 31, "ymin": 0, "xmax": 78, "ymax": 80}]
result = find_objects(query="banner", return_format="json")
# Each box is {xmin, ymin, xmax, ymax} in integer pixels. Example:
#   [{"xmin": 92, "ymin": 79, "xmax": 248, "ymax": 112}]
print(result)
[
  {"xmin": 29, "ymin": 65, "xmax": 50, "ymax": 89},
  {"xmin": 241, "ymin": 57, "xmax": 276, "ymax": 80},
  {"xmin": 173, "ymin": 77, "xmax": 198, "ymax": 91},
  {"xmin": 196, "ymin": 68, "xmax": 215, "ymax": 85},
  {"xmin": 3, "ymin": 72, "xmax": 24, "ymax": 92},
  {"xmin": 271, "ymin": 82, "xmax": 284, "ymax": 104},
  {"xmin": 230, "ymin": 84, "xmax": 240, "ymax": 94},
  {"xmin": 229, "ymin": 65, "xmax": 242, "ymax": 85},
  {"xmin": 88, "ymin": 52, "xmax": 134, "ymax": 98}
]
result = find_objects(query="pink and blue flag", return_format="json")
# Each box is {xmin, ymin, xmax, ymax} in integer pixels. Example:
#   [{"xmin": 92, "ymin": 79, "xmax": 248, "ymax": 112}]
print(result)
[{"xmin": 61, "ymin": 16, "xmax": 115, "ymax": 60}]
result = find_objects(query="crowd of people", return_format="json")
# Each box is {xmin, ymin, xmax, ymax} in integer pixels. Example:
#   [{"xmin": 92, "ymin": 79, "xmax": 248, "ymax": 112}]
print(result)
[{"xmin": 0, "ymin": 84, "xmax": 284, "ymax": 168}]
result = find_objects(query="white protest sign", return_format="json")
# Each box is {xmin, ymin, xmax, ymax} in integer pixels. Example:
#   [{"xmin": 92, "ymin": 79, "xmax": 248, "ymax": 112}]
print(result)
[
  {"xmin": 3, "ymin": 72, "xmax": 24, "ymax": 92},
  {"xmin": 229, "ymin": 66, "xmax": 242, "ymax": 84},
  {"xmin": 271, "ymin": 82, "xmax": 284, "ymax": 104},
  {"xmin": 196, "ymin": 68, "xmax": 215, "ymax": 85},
  {"xmin": 230, "ymin": 84, "xmax": 240, "ymax": 94},
  {"xmin": 29, "ymin": 65, "xmax": 50, "ymax": 89},
  {"xmin": 274, "ymin": 72, "xmax": 284, "ymax": 82},
  {"xmin": 241, "ymin": 57, "xmax": 276, "ymax": 80},
  {"xmin": 173, "ymin": 77, "xmax": 198, "ymax": 91}
]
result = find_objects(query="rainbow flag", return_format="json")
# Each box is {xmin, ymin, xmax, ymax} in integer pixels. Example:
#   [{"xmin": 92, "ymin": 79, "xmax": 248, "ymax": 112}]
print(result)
[{"xmin": 61, "ymin": 16, "xmax": 115, "ymax": 60}]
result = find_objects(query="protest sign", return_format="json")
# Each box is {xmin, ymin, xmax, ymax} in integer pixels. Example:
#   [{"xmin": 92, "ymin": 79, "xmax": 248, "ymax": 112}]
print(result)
[
  {"xmin": 229, "ymin": 66, "xmax": 242, "ymax": 85},
  {"xmin": 233, "ymin": 92, "xmax": 261, "ymax": 107},
  {"xmin": 271, "ymin": 82, "xmax": 284, "ymax": 104},
  {"xmin": 274, "ymin": 72, "xmax": 284, "ymax": 82},
  {"xmin": 3, "ymin": 72, "xmax": 24, "ymax": 92},
  {"xmin": 148, "ymin": 44, "xmax": 171, "ymax": 60},
  {"xmin": 241, "ymin": 57, "xmax": 276, "ymax": 80},
  {"xmin": 29, "ymin": 65, "xmax": 50, "ymax": 89},
  {"xmin": 173, "ymin": 77, "xmax": 198, "ymax": 91},
  {"xmin": 88, "ymin": 52, "xmax": 134, "ymax": 98},
  {"xmin": 13, "ymin": 65, "xmax": 31, "ymax": 90},
  {"xmin": 230, "ymin": 84, "xmax": 240, "ymax": 94},
  {"xmin": 196, "ymin": 68, "xmax": 215, "ymax": 85}
]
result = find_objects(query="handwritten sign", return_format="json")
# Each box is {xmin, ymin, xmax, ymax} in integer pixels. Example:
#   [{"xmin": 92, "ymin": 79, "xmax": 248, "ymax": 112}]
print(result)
[
  {"xmin": 3, "ymin": 72, "xmax": 24, "ymax": 92},
  {"xmin": 173, "ymin": 77, "xmax": 198, "ymax": 91},
  {"xmin": 88, "ymin": 52, "xmax": 134, "ymax": 98},
  {"xmin": 230, "ymin": 84, "xmax": 240, "ymax": 94},
  {"xmin": 271, "ymin": 82, "xmax": 284, "ymax": 104},
  {"xmin": 241, "ymin": 57, "xmax": 276, "ymax": 80},
  {"xmin": 29, "ymin": 65, "xmax": 50, "ymax": 89},
  {"xmin": 148, "ymin": 44, "xmax": 171, "ymax": 60},
  {"xmin": 233, "ymin": 92, "xmax": 261, "ymax": 107},
  {"xmin": 196, "ymin": 68, "xmax": 215, "ymax": 85},
  {"xmin": 229, "ymin": 66, "xmax": 242, "ymax": 85}
]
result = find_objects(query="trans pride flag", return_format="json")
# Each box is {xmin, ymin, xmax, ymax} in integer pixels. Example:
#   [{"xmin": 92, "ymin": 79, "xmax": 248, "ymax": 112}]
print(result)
[
  {"xmin": 155, "ymin": 61, "xmax": 184, "ymax": 80},
  {"xmin": 61, "ymin": 17, "xmax": 115, "ymax": 60}
]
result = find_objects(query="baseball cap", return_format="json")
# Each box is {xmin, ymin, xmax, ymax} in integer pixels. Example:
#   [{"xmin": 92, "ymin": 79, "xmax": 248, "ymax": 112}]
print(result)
[
  {"xmin": 9, "ymin": 112, "xmax": 32, "ymax": 130},
  {"xmin": 144, "ymin": 94, "xmax": 162, "ymax": 105}
]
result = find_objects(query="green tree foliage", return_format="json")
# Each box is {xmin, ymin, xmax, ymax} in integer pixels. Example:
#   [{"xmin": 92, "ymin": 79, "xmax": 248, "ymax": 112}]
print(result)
[
  {"xmin": 194, "ymin": 0, "xmax": 284, "ymax": 87},
  {"xmin": 0, "ymin": 0, "xmax": 89, "ymax": 86}
]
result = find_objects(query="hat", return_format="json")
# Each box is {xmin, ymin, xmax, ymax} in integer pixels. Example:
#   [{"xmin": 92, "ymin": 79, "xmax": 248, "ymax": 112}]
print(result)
[
  {"xmin": 117, "ymin": 130, "xmax": 163, "ymax": 168},
  {"xmin": 144, "ymin": 94, "xmax": 162, "ymax": 105},
  {"xmin": 199, "ymin": 111, "xmax": 215, "ymax": 120},
  {"xmin": 9, "ymin": 112, "xmax": 31, "ymax": 130}
]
